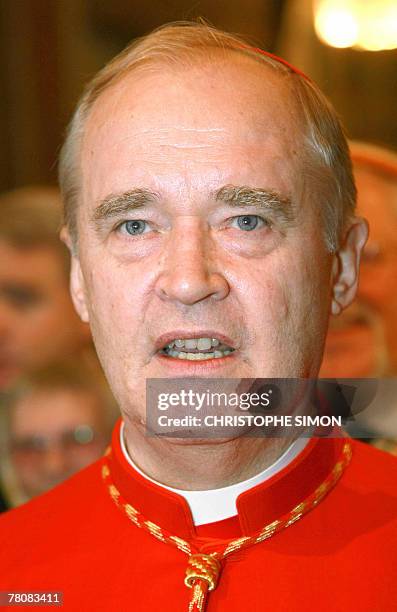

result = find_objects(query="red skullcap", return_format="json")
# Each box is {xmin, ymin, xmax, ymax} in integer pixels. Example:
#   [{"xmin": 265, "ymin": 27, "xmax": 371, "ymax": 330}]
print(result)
[{"xmin": 240, "ymin": 44, "xmax": 311, "ymax": 82}]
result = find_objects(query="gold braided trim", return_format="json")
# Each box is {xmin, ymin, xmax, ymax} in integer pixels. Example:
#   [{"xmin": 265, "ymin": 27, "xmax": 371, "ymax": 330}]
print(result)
[
  {"xmin": 170, "ymin": 536, "xmax": 192, "ymax": 554},
  {"xmin": 188, "ymin": 582, "xmax": 206, "ymax": 612},
  {"xmin": 184, "ymin": 554, "xmax": 221, "ymax": 591},
  {"xmin": 145, "ymin": 520, "xmax": 166, "ymax": 542},
  {"xmin": 102, "ymin": 441, "xmax": 352, "ymax": 607},
  {"xmin": 223, "ymin": 536, "xmax": 251, "ymax": 556},
  {"xmin": 102, "ymin": 464, "xmax": 192, "ymax": 556}
]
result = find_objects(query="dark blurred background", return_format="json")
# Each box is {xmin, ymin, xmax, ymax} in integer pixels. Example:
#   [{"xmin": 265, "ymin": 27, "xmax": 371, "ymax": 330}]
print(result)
[{"xmin": 0, "ymin": 0, "xmax": 396, "ymax": 192}]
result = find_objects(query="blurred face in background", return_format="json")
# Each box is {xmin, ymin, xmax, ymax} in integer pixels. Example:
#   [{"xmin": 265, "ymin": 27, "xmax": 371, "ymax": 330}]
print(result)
[
  {"xmin": 9, "ymin": 386, "xmax": 109, "ymax": 499},
  {"xmin": 0, "ymin": 243, "xmax": 90, "ymax": 389},
  {"xmin": 321, "ymin": 163, "xmax": 397, "ymax": 377}
]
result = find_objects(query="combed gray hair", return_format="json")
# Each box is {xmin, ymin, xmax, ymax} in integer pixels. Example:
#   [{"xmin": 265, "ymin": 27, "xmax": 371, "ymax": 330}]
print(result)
[{"xmin": 59, "ymin": 21, "xmax": 356, "ymax": 252}]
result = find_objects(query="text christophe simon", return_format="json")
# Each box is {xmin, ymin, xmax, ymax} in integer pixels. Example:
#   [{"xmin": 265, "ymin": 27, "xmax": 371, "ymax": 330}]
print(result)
[{"xmin": 154, "ymin": 388, "xmax": 343, "ymax": 431}]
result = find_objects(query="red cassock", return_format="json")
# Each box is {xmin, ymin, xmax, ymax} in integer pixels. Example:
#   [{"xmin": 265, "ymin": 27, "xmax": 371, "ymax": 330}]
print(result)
[{"xmin": 1, "ymin": 419, "xmax": 397, "ymax": 611}]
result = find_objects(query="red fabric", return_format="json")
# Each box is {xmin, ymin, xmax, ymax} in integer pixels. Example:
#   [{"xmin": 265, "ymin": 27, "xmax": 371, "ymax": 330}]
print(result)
[{"xmin": 1, "ymin": 423, "xmax": 397, "ymax": 611}]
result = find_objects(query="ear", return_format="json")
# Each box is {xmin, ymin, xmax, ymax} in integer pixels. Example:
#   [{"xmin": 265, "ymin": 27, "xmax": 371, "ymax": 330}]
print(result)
[
  {"xmin": 70, "ymin": 257, "xmax": 90, "ymax": 323},
  {"xmin": 60, "ymin": 226, "xmax": 90, "ymax": 323},
  {"xmin": 331, "ymin": 218, "xmax": 369, "ymax": 316},
  {"xmin": 60, "ymin": 224, "xmax": 72, "ymax": 248}
]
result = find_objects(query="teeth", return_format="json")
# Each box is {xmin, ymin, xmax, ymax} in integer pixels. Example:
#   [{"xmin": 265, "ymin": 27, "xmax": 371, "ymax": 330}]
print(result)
[
  {"xmin": 165, "ymin": 337, "xmax": 226, "ymax": 349},
  {"xmin": 184, "ymin": 339, "xmax": 198, "ymax": 350},
  {"xmin": 177, "ymin": 352, "xmax": 216, "ymax": 361},
  {"xmin": 197, "ymin": 338, "xmax": 212, "ymax": 350},
  {"xmin": 164, "ymin": 348, "xmax": 233, "ymax": 360},
  {"xmin": 161, "ymin": 336, "xmax": 234, "ymax": 360}
]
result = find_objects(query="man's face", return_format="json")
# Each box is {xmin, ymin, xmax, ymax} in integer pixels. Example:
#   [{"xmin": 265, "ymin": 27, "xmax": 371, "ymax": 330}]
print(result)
[
  {"xmin": 9, "ymin": 387, "xmax": 108, "ymax": 499},
  {"xmin": 0, "ymin": 244, "xmax": 90, "ymax": 389},
  {"xmin": 73, "ymin": 56, "xmax": 335, "ymax": 425}
]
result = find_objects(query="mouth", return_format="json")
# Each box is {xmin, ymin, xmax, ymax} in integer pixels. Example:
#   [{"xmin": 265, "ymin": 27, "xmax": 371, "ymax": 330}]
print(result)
[{"xmin": 158, "ymin": 334, "xmax": 236, "ymax": 361}]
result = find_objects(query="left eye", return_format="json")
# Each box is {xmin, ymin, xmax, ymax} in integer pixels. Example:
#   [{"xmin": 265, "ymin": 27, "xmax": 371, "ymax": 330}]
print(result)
[
  {"xmin": 231, "ymin": 215, "xmax": 265, "ymax": 231},
  {"xmin": 119, "ymin": 220, "xmax": 149, "ymax": 235}
]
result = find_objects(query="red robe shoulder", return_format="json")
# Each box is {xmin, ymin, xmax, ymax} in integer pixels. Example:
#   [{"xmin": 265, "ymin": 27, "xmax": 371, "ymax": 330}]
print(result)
[{"xmin": 1, "ymin": 440, "xmax": 396, "ymax": 611}]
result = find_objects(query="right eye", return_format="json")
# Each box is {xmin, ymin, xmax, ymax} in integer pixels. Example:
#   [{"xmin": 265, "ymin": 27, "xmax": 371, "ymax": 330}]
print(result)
[
  {"xmin": 118, "ymin": 220, "xmax": 150, "ymax": 236},
  {"xmin": 2, "ymin": 286, "xmax": 42, "ymax": 309}
]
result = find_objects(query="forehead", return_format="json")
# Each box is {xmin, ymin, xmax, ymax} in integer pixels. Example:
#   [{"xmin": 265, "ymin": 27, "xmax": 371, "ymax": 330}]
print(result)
[
  {"xmin": 12, "ymin": 388, "xmax": 101, "ymax": 435},
  {"xmin": 0, "ymin": 242, "xmax": 66, "ymax": 287},
  {"xmin": 81, "ymin": 55, "xmax": 304, "ymax": 206}
]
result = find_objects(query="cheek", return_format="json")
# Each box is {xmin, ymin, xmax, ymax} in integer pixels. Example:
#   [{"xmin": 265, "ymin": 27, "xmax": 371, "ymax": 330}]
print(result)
[
  {"xmin": 250, "ymin": 276, "xmax": 289, "ymax": 326},
  {"xmin": 13, "ymin": 458, "xmax": 38, "ymax": 480},
  {"xmin": 235, "ymin": 253, "xmax": 318, "ymax": 320},
  {"xmin": 16, "ymin": 306, "xmax": 59, "ymax": 342},
  {"xmin": 81, "ymin": 259, "xmax": 148, "ymax": 353},
  {"xmin": 239, "ymin": 249, "xmax": 331, "ymax": 342},
  {"xmin": 293, "ymin": 258, "xmax": 331, "ymax": 323}
]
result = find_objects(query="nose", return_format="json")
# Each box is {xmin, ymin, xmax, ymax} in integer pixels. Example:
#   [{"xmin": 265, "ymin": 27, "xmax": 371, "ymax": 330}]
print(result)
[
  {"xmin": 155, "ymin": 218, "xmax": 230, "ymax": 305},
  {"xmin": 42, "ymin": 445, "xmax": 68, "ymax": 477}
]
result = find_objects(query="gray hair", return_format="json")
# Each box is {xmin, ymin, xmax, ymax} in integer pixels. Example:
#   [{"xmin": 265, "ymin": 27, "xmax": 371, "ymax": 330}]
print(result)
[{"xmin": 59, "ymin": 21, "xmax": 356, "ymax": 252}]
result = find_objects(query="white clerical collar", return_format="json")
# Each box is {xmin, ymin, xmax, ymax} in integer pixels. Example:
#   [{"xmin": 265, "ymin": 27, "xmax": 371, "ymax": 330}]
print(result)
[{"xmin": 120, "ymin": 422, "xmax": 308, "ymax": 526}]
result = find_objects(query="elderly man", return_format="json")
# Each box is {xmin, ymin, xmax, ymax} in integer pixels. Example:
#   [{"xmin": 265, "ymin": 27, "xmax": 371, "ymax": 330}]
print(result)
[{"xmin": 1, "ymin": 22, "xmax": 396, "ymax": 611}]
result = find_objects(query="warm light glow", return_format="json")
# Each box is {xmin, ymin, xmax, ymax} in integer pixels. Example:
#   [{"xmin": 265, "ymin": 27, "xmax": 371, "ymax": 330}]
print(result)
[
  {"xmin": 356, "ymin": 3, "xmax": 397, "ymax": 50},
  {"xmin": 314, "ymin": 1, "xmax": 358, "ymax": 48},
  {"xmin": 313, "ymin": 0, "xmax": 397, "ymax": 51}
]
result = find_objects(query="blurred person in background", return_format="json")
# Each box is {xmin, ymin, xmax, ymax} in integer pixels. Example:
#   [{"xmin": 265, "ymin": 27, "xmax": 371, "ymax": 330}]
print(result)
[
  {"xmin": 0, "ymin": 359, "xmax": 117, "ymax": 509},
  {"xmin": 0, "ymin": 186, "xmax": 92, "ymax": 391},
  {"xmin": 321, "ymin": 142, "xmax": 397, "ymax": 448}
]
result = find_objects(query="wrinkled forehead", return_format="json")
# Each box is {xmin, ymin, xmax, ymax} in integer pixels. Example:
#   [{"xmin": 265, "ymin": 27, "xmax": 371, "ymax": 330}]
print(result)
[
  {"xmin": 81, "ymin": 54, "xmax": 305, "ymax": 204},
  {"xmin": 83, "ymin": 52, "xmax": 304, "ymax": 152}
]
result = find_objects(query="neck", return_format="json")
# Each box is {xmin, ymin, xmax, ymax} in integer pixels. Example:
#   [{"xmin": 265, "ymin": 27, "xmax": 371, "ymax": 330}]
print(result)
[{"xmin": 123, "ymin": 419, "xmax": 296, "ymax": 490}]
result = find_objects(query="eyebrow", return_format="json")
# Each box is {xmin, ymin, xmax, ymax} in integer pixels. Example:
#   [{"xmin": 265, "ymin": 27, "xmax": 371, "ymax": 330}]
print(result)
[
  {"xmin": 214, "ymin": 185, "xmax": 296, "ymax": 226},
  {"xmin": 92, "ymin": 189, "xmax": 160, "ymax": 224},
  {"xmin": 92, "ymin": 185, "xmax": 296, "ymax": 229}
]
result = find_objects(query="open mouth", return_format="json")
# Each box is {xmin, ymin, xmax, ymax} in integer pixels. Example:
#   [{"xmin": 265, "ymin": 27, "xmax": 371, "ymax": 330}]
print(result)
[{"xmin": 160, "ymin": 337, "xmax": 235, "ymax": 361}]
